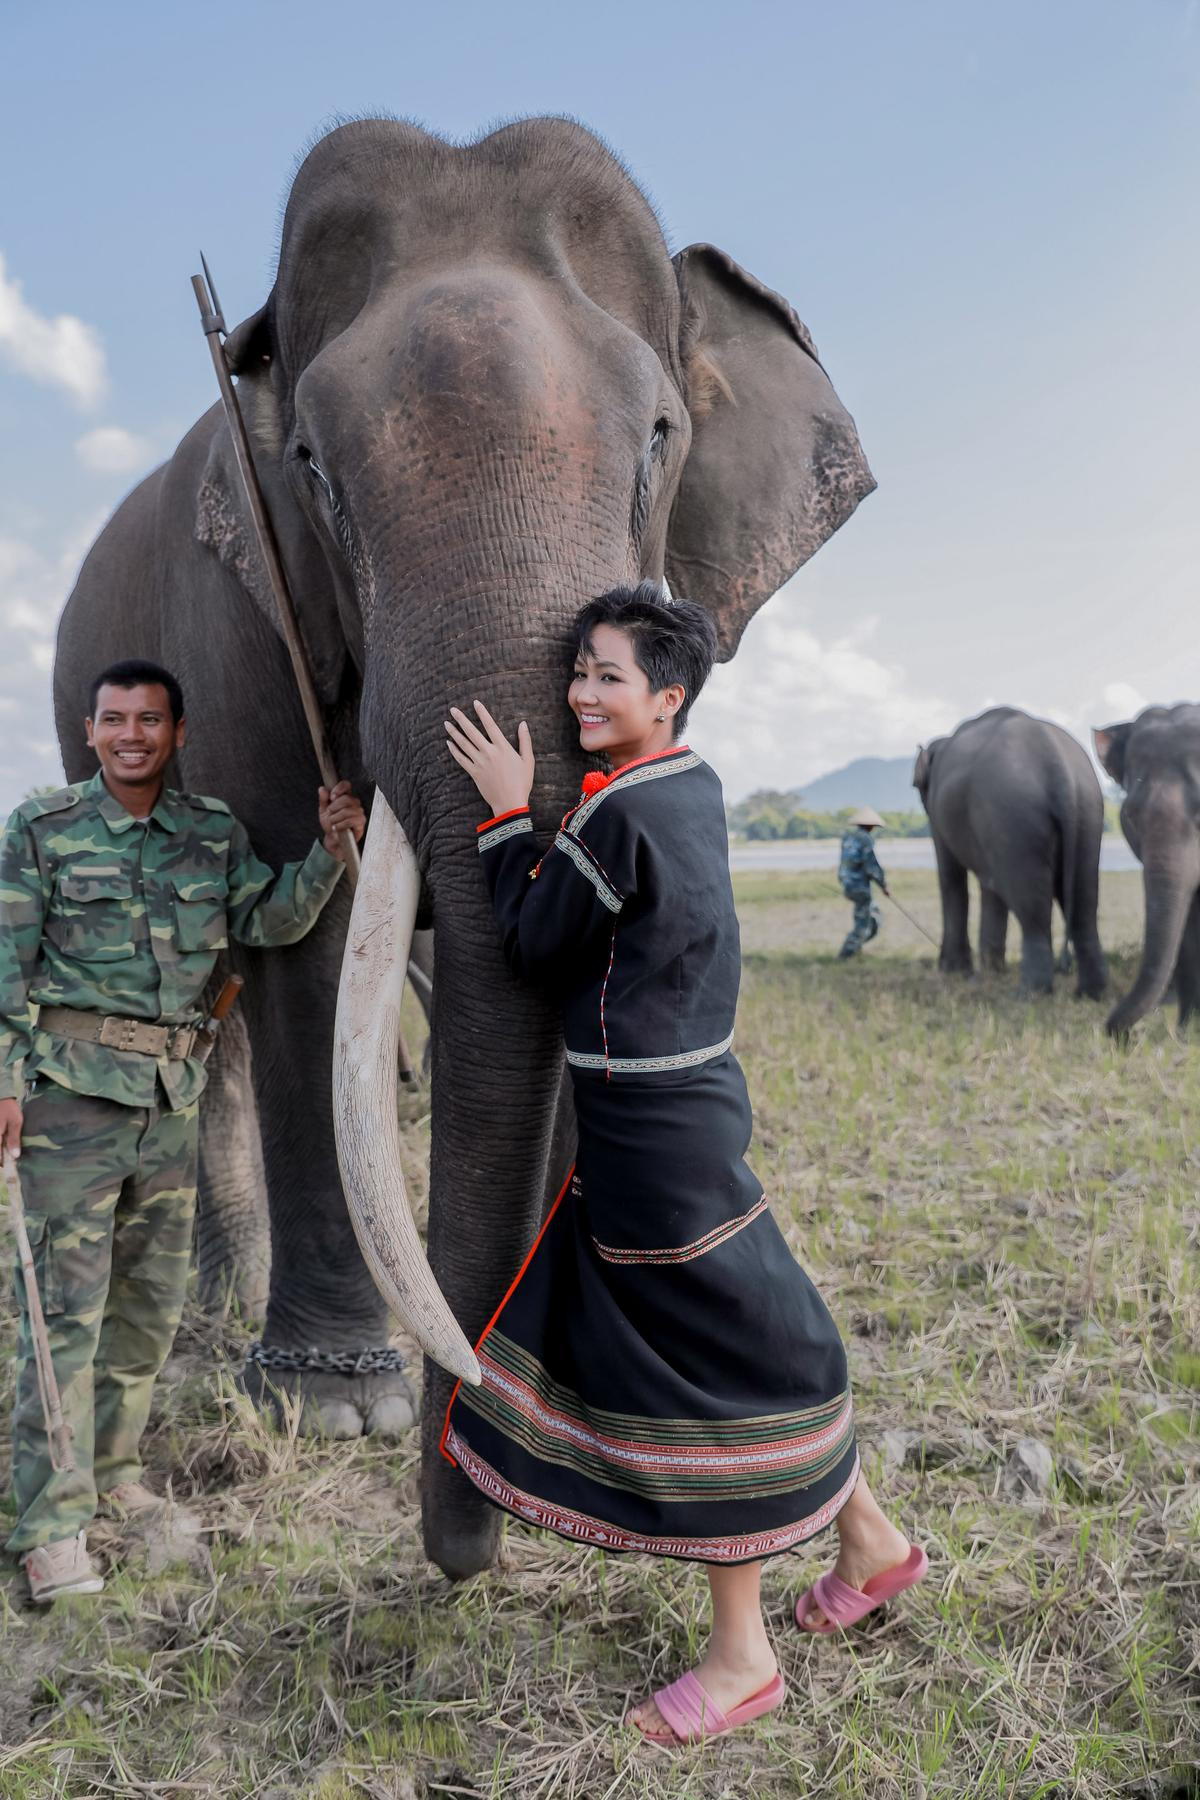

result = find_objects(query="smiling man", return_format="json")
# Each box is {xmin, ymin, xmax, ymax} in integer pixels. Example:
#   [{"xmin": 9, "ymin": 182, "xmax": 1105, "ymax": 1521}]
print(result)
[{"xmin": 0, "ymin": 659, "xmax": 365, "ymax": 1601}]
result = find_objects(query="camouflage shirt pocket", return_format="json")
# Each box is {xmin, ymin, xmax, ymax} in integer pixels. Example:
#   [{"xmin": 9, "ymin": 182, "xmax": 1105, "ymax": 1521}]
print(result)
[
  {"xmin": 46, "ymin": 866, "xmax": 136, "ymax": 962},
  {"xmin": 171, "ymin": 874, "xmax": 229, "ymax": 953}
]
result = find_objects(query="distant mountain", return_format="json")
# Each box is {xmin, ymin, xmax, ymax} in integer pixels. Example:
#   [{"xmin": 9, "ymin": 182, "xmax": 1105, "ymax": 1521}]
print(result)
[{"xmin": 792, "ymin": 755, "xmax": 922, "ymax": 814}]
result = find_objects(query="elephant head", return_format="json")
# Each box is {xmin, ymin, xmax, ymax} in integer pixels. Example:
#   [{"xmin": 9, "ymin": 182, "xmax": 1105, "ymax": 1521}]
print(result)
[
  {"xmin": 1094, "ymin": 704, "xmax": 1200, "ymax": 1036},
  {"xmin": 194, "ymin": 116, "xmax": 874, "ymax": 1567}
]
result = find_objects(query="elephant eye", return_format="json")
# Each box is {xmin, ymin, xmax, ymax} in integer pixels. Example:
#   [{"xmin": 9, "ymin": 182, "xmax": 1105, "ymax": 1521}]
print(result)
[
  {"xmin": 631, "ymin": 421, "xmax": 673, "ymax": 543},
  {"xmin": 298, "ymin": 448, "xmax": 336, "ymax": 507}
]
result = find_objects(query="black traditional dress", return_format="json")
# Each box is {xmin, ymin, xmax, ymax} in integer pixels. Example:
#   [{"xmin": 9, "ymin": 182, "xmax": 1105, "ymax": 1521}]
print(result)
[{"xmin": 442, "ymin": 744, "xmax": 858, "ymax": 1563}]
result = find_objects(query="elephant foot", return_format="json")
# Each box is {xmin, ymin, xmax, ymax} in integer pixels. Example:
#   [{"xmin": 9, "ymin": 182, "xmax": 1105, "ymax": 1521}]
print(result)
[
  {"xmin": 241, "ymin": 1351, "xmax": 417, "ymax": 1440},
  {"xmin": 939, "ymin": 957, "xmax": 973, "ymax": 977}
]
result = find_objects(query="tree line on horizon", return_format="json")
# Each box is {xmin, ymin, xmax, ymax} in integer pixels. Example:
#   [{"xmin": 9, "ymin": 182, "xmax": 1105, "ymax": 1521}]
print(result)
[{"xmin": 726, "ymin": 789, "xmax": 1125, "ymax": 842}]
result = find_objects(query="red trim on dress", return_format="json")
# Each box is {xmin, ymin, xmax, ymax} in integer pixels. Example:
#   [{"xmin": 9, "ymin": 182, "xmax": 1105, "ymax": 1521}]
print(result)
[
  {"xmin": 440, "ymin": 1161, "xmax": 578, "ymax": 1464},
  {"xmin": 476, "ymin": 806, "xmax": 532, "ymax": 833},
  {"xmin": 564, "ymin": 743, "xmax": 693, "ymax": 829},
  {"xmin": 443, "ymin": 1431, "xmax": 861, "ymax": 1562}
]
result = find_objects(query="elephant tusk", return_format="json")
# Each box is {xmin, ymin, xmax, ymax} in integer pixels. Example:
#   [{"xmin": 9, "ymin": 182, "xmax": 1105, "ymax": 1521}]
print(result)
[{"xmin": 333, "ymin": 792, "xmax": 481, "ymax": 1386}]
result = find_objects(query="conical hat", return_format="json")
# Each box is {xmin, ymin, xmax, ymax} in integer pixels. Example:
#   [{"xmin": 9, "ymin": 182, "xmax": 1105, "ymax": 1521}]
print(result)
[{"xmin": 849, "ymin": 806, "xmax": 884, "ymax": 829}]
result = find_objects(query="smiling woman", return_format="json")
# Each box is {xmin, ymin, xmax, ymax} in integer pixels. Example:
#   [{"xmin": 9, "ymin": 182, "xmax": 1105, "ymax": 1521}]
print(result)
[{"xmin": 442, "ymin": 583, "xmax": 924, "ymax": 1747}]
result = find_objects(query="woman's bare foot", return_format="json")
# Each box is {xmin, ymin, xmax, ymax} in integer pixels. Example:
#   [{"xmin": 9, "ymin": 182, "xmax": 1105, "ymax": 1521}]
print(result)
[{"xmin": 799, "ymin": 1473, "xmax": 911, "ymax": 1631}]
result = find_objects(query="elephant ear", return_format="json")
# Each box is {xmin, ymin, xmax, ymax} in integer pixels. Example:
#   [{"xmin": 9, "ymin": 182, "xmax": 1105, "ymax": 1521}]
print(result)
[
  {"xmin": 193, "ymin": 304, "xmax": 358, "ymax": 702},
  {"xmin": 1092, "ymin": 722, "xmax": 1132, "ymax": 788},
  {"xmin": 666, "ymin": 244, "xmax": 876, "ymax": 660},
  {"xmin": 912, "ymin": 736, "xmax": 946, "ymax": 794}
]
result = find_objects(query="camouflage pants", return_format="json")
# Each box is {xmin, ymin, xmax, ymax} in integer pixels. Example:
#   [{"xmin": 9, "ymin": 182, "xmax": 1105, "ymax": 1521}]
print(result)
[
  {"xmin": 7, "ymin": 1079, "xmax": 197, "ymax": 1552},
  {"xmin": 839, "ymin": 893, "xmax": 881, "ymax": 957}
]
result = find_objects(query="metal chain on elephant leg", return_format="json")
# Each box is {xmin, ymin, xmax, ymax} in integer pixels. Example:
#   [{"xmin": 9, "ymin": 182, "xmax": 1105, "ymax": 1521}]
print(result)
[{"xmin": 244, "ymin": 1341, "xmax": 409, "ymax": 1377}]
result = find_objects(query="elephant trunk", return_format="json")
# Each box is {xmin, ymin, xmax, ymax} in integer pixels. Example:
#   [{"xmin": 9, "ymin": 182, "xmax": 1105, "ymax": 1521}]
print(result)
[
  {"xmin": 332, "ymin": 792, "xmax": 481, "ymax": 1385},
  {"xmin": 1106, "ymin": 820, "xmax": 1200, "ymax": 1037}
]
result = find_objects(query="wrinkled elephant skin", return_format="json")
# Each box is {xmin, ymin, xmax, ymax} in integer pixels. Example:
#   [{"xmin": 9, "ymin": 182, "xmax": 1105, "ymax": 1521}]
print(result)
[
  {"xmin": 914, "ymin": 707, "xmax": 1107, "ymax": 997},
  {"xmin": 53, "ymin": 118, "xmax": 874, "ymax": 1578}
]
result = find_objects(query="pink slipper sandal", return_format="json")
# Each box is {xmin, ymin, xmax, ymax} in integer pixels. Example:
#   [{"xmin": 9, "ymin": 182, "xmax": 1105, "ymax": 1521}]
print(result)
[
  {"xmin": 795, "ymin": 1543, "xmax": 928, "ymax": 1635},
  {"xmin": 628, "ymin": 1668, "xmax": 786, "ymax": 1746}
]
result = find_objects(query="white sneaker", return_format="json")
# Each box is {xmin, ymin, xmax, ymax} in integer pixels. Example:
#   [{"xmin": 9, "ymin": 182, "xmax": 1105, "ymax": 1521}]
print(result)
[{"xmin": 24, "ymin": 1531, "xmax": 105, "ymax": 1603}]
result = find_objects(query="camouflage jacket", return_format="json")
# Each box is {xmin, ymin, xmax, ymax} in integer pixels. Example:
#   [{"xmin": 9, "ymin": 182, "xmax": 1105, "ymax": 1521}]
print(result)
[
  {"xmin": 838, "ymin": 826, "xmax": 886, "ymax": 897},
  {"xmin": 0, "ymin": 771, "xmax": 344, "ymax": 1110}
]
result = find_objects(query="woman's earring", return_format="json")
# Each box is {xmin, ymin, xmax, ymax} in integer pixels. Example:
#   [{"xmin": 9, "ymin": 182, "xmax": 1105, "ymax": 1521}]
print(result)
[{"xmin": 655, "ymin": 712, "xmax": 666, "ymax": 722}]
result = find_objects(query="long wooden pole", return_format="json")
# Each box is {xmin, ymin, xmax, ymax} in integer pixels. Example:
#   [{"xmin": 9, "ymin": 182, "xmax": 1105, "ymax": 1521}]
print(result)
[
  {"xmin": 2, "ymin": 1153, "xmax": 75, "ymax": 1472},
  {"xmin": 191, "ymin": 262, "xmax": 417, "ymax": 1082},
  {"xmin": 190, "ymin": 267, "xmax": 360, "ymax": 880}
]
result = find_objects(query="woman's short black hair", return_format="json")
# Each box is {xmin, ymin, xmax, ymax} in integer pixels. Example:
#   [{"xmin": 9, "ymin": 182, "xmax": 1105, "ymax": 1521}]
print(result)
[
  {"xmin": 88, "ymin": 659, "xmax": 185, "ymax": 725},
  {"xmin": 571, "ymin": 582, "xmax": 717, "ymax": 737}
]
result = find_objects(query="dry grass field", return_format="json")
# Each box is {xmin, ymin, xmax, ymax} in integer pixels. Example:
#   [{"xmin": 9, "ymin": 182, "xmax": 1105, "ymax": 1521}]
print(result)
[{"xmin": 1, "ymin": 869, "xmax": 1197, "ymax": 1798}]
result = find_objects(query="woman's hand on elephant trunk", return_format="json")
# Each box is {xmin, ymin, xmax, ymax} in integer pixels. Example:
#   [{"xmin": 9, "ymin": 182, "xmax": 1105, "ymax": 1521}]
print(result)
[
  {"xmin": 319, "ymin": 780, "xmax": 368, "ymax": 860},
  {"xmin": 445, "ymin": 702, "xmax": 535, "ymax": 818}
]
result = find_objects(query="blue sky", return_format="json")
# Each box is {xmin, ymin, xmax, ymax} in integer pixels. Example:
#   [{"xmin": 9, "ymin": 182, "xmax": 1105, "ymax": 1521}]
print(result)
[{"xmin": 1, "ymin": 0, "xmax": 1196, "ymax": 809}]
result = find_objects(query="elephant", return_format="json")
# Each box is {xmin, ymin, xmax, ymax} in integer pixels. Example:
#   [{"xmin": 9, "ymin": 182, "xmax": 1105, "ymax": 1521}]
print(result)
[
  {"xmin": 52, "ymin": 116, "xmax": 874, "ymax": 1578},
  {"xmin": 1093, "ymin": 704, "xmax": 1200, "ymax": 1037},
  {"xmin": 912, "ymin": 706, "xmax": 1108, "ymax": 997}
]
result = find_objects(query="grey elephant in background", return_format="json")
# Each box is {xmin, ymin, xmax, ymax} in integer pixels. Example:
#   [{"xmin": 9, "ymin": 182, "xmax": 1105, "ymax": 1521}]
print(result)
[
  {"xmin": 53, "ymin": 116, "xmax": 874, "ymax": 1578},
  {"xmin": 913, "ymin": 707, "xmax": 1107, "ymax": 996},
  {"xmin": 1093, "ymin": 704, "xmax": 1200, "ymax": 1037}
]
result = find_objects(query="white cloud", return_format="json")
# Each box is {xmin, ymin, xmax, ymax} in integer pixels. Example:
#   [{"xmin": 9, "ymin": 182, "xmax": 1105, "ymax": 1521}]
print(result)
[
  {"xmin": 0, "ymin": 251, "xmax": 108, "ymax": 410},
  {"xmin": 0, "ymin": 518, "xmax": 108, "ymax": 813},
  {"xmin": 688, "ymin": 581, "xmax": 957, "ymax": 802},
  {"xmin": 1096, "ymin": 681, "xmax": 1147, "ymax": 723},
  {"xmin": 75, "ymin": 425, "xmax": 154, "ymax": 475}
]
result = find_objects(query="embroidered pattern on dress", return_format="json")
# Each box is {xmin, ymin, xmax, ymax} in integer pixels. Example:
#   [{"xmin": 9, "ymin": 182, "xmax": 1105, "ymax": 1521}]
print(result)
[
  {"xmin": 593, "ymin": 1194, "xmax": 769, "ymax": 1266},
  {"xmin": 567, "ymin": 750, "xmax": 702, "ymax": 833},
  {"xmin": 458, "ymin": 1333, "xmax": 856, "ymax": 1501},
  {"xmin": 445, "ymin": 1427, "xmax": 861, "ymax": 1561},
  {"xmin": 553, "ymin": 832, "xmax": 623, "ymax": 913},
  {"xmin": 478, "ymin": 816, "xmax": 535, "ymax": 854},
  {"xmin": 565, "ymin": 1030, "xmax": 735, "ymax": 1074}
]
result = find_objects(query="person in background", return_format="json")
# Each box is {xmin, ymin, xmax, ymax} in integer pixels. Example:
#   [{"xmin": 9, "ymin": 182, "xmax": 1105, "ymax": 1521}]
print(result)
[{"xmin": 838, "ymin": 807, "xmax": 889, "ymax": 958}]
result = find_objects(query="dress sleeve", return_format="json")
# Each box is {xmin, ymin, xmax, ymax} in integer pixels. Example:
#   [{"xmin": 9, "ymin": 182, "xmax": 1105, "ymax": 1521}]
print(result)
[{"xmin": 476, "ymin": 802, "xmax": 637, "ymax": 982}]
